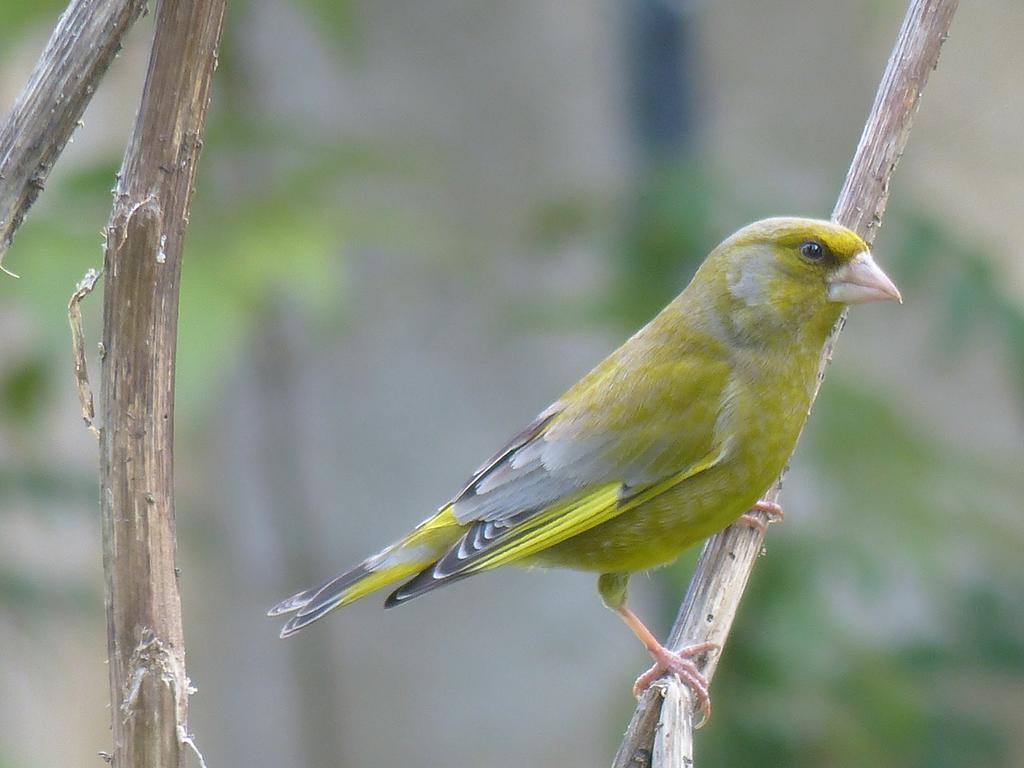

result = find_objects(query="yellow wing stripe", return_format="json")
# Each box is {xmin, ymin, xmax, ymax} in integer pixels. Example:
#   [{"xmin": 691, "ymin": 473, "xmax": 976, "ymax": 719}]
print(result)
[
  {"xmin": 338, "ymin": 562, "xmax": 433, "ymax": 606},
  {"xmin": 465, "ymin": 484, "xmax": 621, "ymax": 572},
  {"xmin": 459, "ymin": 445, "xmax": 727, "ymax": 574},
  {"xmin": 331, "ymin": 508, "xmax": 465, "ymax": 607}
]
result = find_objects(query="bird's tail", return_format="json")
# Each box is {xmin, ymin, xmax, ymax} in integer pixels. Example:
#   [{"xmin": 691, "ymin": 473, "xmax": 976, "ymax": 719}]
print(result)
[{"xmin": 269, "ymin": 507, "xmax": 463, "ymax": 638}]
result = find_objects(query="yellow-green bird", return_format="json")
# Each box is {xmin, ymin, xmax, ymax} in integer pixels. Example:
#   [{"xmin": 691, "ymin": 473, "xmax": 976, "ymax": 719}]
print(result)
[{"xmin": 270, "ymin": 217, "xmax": 900, "ymax": 716}]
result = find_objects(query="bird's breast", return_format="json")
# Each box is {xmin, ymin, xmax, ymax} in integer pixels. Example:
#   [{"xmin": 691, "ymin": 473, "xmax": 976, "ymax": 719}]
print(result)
[{"xmin": 720, "ymin": 338, "xmax": 820, "ymax": 484}]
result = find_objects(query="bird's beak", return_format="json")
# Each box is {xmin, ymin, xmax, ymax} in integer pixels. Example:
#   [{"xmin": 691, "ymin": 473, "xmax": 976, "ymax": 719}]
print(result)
[{"xmin": 827, "ymin": 251, "xmax": 902, "ymax": 304}]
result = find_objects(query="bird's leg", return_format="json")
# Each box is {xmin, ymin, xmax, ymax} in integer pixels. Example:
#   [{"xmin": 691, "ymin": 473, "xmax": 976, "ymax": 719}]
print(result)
[
  {"xmin": 737, "ymin": 499, "xmax": 785, "ymax": 533},
  {"xmin": 616, "ymin": 605, "xmax": 718, "ymax": 726}
]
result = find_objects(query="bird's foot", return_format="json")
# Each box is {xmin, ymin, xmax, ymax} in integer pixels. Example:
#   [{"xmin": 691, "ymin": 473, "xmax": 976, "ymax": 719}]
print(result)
[
  {"xmin": 633, "ymin": 641, "xmax": 719, "ymax": 726},
  {"xmin": 737, "ymin": 500, "xmax": 785, "ymax": 533}
]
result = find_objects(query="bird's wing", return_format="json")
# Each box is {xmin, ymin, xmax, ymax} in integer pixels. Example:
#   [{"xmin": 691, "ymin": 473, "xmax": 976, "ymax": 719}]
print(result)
[
  {"xmin": 388, "ymin": 337, "xmax": 735, "ymax": 604},
  {"xmin": 450, "ymin": 335, "xmax": 733, "ymax": 524}
]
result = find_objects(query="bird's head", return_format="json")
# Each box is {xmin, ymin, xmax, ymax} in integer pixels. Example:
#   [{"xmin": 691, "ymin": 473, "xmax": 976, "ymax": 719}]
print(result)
[{"xmin": 699, "ymin": 217, "xmax": 901, "ymax": 343}]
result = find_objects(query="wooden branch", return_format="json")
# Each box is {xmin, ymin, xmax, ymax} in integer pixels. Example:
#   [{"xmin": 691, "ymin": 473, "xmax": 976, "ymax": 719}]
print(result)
[
  {"xmin": 650, "ymin": 679, "xmax": 695, "ymax": 767},
  {"xmin": 612, "ymin": 1, "xmax": 959, "ymax": 765},
  {"xmin": 0, "ymin": 0, "xmax": 149, "ymax": 269},
  {"xmin": 99, "ymin": 0, "xmax": 226, "ymax": 766}
]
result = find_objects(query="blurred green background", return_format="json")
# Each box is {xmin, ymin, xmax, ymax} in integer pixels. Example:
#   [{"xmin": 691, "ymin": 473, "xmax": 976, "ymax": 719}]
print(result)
[{"xmin": 1, "ymin": 1, "xmax": 1023, "ymax": 766}]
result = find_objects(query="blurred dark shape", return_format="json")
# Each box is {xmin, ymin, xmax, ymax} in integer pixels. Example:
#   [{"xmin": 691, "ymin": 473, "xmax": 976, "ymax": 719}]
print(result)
[{"xmin": 626, "ymin": 0, "xmax": 698, "ymax": 162}]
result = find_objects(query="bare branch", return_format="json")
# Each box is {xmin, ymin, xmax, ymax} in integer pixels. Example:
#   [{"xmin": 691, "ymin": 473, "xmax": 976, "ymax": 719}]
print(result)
[
  {"xmin": 68, "ymin": 267, "xmax": 102, "ymax": 439},
  {"xmin": 651, "ymin": 680, "xmax": 695, "ymax": 768},
  {"xmin": 0, "ymin": 0, "xmax": 150, "ymax": 268},
  {"xmin": 612, "ymin": 1, "xmax": 960, "ymax": 764},
  {"xmin": 98, "ymin": 0, "xmax": 226, "ymax": 766}
]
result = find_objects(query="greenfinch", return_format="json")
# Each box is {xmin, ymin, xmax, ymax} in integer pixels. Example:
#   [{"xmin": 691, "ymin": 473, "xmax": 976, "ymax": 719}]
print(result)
[{"xmin": 270, "ymin": 217, "xmax": 900, "ymax": 716}]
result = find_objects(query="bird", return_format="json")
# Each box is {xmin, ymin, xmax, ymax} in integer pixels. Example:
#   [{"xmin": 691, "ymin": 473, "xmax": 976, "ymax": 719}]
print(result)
[{"xmin": 269, "ymin": 217, "xmax": 900, "ymax": 720}]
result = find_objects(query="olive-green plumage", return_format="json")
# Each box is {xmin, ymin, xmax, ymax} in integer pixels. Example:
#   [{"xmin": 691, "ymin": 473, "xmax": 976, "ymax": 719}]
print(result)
[{"xmin": 271, "ymin": 217, "xmax": 900, "ymax": 637}]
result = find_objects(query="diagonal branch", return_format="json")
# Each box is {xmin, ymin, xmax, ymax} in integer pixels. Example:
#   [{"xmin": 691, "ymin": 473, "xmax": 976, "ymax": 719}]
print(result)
[
  {"xmin": 612, "ymin": 1, "xmax": 959, "ymax": 765},
  {"xmin": 0, "ymin": 0, "xmax": 150, "ymax": 269}
]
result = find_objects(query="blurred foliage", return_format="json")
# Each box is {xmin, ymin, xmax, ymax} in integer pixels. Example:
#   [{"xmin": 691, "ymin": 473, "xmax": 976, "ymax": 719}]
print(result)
[
  {"xmin": 0, "ymin": 355, "xmax": 50, "ymax": 427},
  {"xmin": 0, "ymin": 141, "xmax": 425, "ymax": 412},
  {"xmin": 0, "ymin": 564, "xmax": 95, "ymax": 617},
  {"xmin": 0, "ymin": 0, "xmax": 65, "ymax": 49},
  {"xmin": 298, "ymin": 0, "xmax": 360, "ymax": 50},
  {"xmin": 0, "ymin": 467, "xmax": 94, "ymax": 504},
  {"xmin": 608, "ymin": 161, "xmax": 724, "ymax": 327},
  {"xmin": 896, "ymin": 211, "xmax": 1024, "ymax": 397},
  {"xmin": 525, "ymin": 161, "xmax": 728, "ymax": 331}
]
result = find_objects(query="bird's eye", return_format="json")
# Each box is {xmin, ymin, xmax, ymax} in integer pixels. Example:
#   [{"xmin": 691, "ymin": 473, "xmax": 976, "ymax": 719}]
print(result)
[{"xmin": 799, "ymin": 240, "xmax": 825, "ymax": 262}]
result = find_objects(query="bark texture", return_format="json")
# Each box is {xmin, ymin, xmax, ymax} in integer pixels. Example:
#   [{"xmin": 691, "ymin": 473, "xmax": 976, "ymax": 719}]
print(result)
[{"xmin": 99, "ymin": 0, "xmax": 226, "ymax": 766}]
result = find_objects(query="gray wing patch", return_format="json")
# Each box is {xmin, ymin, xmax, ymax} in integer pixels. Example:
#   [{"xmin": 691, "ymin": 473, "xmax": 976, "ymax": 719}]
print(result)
[
  {"xmin": 447, "ymin": 399, "xmax": 665, "ymax": 527},
  {"xmin": 451, "ymin": 406, "xmax": 560, "ymax": 502},
  {"xmin": 449, "ymin": 404, "xmax": 581, "ymax": 524},
  {"xmin": 452, "ymin": 432, "xmax": 678, "ymax": 525},
  {"xmin": 453, "ymin": 464, "xmax": 580, "ymax": 523}
]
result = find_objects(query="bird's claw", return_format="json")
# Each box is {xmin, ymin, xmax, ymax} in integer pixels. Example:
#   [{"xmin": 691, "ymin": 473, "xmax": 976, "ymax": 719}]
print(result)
[
  {"xmin": 737, "ymin": 500, "xmax": 785, "ymax": 533},
  {"xmin": 633, "ymin": 641, "xmax": 719, "ymax": 727}
]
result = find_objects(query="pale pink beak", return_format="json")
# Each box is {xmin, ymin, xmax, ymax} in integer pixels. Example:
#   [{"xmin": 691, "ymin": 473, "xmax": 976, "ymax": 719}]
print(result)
[{"xmin": 827, "ymin": 251, "xmax": 902, "ymax": 304}]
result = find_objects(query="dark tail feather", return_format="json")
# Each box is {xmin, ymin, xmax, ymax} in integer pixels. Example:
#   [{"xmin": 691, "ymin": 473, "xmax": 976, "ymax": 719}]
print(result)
[
  {"xmin": 270, "ymin": 562, "xmax": 374, "ymax": 638},
  {"xmin": 384, "ymin": 561, "xmax": 475, "ymax": 608},
  {"xmin": 268, "ymin": 563, "xmax": 371, "ymax": 618},
  {"xmin": 271, "ymin": 507, "xmax": 467, "ymax": 635},
  {"xmin": 267, "ymin": 585, "xmax": 324, "ymax": 617}
]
